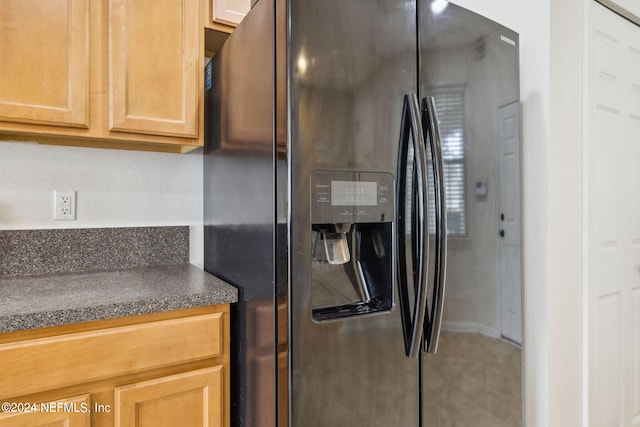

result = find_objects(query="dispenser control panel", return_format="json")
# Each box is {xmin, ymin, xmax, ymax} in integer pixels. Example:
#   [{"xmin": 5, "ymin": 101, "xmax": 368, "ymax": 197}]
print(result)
[
  {"xmin": 331, "ymin": 181, "xmax": 378, "ymax": 206},
  {"xmin": 311, "ymin": 171, "xmax": 394, "ymax": 224}
]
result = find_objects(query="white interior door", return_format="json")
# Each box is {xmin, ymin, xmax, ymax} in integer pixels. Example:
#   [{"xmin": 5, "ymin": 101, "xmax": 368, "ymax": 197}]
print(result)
[
  {"xmin": 587, "ymin": 3, "xmax": 640, "ymax": 426},
  {"xmin": 497, "ymin": 101, "xmax": 522, "ymax": 345}
]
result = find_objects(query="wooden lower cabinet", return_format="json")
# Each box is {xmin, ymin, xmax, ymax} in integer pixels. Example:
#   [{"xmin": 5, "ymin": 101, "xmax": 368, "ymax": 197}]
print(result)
[
  {"xmin": 0, "ymin": 394, "xmax": 91, "ymax": 427},
  {"xmin": 0, "ymin": 305, "xmax": 230, "ymax": 427},
  {"xmin": 115, "ymin": 366, "xmax": 224, "ymax": 427}
]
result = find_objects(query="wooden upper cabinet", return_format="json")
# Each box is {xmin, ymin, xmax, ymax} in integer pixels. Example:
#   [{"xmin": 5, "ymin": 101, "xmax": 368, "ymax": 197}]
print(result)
[
  {"xmin": 213, "ymin": 0, "xmax": 250, "ymax": 26},
  {"xmin": 0, "ymin": 0, "xmax": 204, "ymax": 151},
  {"xmin": 206, "ymin": 0, "xmax": 250, "ymax": 32},
  {"xmin": 109, "ymin": 0, "xmax": 199, "ymax": 138},
  {"xmin": 0, "ymin": 0, "xmax": 89, "ymax": 128}
]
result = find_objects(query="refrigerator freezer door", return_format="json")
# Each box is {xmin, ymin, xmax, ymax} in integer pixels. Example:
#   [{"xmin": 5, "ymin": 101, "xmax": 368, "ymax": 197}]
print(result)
[{"xmin": 288, "ymin": 0, "xmax": 421, "ymax": 425}]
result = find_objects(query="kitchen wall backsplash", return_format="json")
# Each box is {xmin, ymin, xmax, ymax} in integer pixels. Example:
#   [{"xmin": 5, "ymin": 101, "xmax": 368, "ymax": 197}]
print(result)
[{"xmin": 0, "ymin": 226, "xmax": 189, "ymax": 277}]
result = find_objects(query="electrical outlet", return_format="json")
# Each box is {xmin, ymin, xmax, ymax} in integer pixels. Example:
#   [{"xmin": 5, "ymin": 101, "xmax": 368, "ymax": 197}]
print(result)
[{"xmin": 54, "ymin": 190, "xmax": 76, "ymax": 220}]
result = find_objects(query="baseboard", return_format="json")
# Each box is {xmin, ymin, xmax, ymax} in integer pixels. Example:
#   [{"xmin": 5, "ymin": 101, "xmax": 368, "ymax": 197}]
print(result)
[{"xmin": 441, "ymin": 321, "xmax": 501, "ymax": 339}]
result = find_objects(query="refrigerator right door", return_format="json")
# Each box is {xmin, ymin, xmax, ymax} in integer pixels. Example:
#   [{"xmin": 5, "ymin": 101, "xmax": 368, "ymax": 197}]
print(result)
[{"xmin": 418, "ymin": 2, "xmax": 523, "ymax": 426}]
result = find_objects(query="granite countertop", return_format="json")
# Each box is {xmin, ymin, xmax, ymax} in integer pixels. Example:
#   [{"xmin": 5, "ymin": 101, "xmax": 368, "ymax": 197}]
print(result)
[
  {"xmin": 0, "ymin": 263, "xmax": 238, "ymax": 333},
  {"xmin": 0, "ymin": 227, "xmax": 238, "ymax": 333}
]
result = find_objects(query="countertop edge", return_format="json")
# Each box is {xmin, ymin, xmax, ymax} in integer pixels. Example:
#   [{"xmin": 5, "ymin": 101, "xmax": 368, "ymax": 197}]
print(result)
[{"xmin": 0, "ymin": 264, "xmax": 238, "ymax": 334}]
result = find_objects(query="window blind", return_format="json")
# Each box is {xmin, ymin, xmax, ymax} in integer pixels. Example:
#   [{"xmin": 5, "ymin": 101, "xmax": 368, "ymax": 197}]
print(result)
[{"xmin": 428, "ymin": 87, "xmax": 467, "ymax": 236}]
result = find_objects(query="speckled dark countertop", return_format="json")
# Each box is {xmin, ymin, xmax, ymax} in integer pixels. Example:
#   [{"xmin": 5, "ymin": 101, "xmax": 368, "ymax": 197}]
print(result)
[
  {"xmin": 0, "ymin": 227, "xmax": 238, "ymax": 334},
  {"xmin": 0, "ymin": 264, "xmax": 237, "ymax": 333}
]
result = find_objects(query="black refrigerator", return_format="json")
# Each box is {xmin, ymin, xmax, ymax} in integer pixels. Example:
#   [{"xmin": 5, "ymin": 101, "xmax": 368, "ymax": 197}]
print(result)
[{"xmin": 204, "ymin": 0, "xmax": 522, "ymax": 426}]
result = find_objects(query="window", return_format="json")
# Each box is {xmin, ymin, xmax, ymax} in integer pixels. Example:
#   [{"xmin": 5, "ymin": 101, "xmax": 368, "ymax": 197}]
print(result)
[{"xmin": 428, "ymin": 86, "xmax": 467, "ymax": 237}]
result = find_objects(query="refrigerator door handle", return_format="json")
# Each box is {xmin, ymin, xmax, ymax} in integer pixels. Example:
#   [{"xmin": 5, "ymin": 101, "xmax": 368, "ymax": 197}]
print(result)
[
  {"xmin": 396, "ymin": 93, "xmax": 430, "ymax": 358},
  {"xmin": 422, "ymin": 96, "xmax": 448, "ymax": 354}
]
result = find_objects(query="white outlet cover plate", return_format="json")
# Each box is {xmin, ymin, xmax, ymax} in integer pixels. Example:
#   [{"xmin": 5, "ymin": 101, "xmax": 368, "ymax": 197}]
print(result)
[{"xmin": 54, "ymin": 190, "xmax": 76, "ymax": 221}]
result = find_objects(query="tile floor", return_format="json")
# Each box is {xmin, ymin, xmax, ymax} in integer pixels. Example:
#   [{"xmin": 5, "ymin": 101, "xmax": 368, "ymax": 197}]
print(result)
[{"xmin": 423, "ymin": 331, "xmax": 522, "ymax": 427}]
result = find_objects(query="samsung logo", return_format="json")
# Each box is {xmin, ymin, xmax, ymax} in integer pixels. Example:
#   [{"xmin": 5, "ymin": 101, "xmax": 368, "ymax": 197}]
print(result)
[{"xmin": 500, "ymin": 35, "xmax": 516, "ymax": 46}]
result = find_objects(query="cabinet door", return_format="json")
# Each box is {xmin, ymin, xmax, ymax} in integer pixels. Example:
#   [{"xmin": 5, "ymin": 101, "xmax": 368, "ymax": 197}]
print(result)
[
  {"xmin": 0, "ymin": 394, "xmax": 90, "ymax": 427},
  {"xmin": 212, "ymin": 0, "xmax": 250, "ymax": 26},
  {"xmin": 115, "ymin": 366, "xmax": 223, "ymax": 427},
  {"xmin": 109, "ymin": 0, "xmax": 199, "ymax": 138},
  {"xmin": 0, "ymin": 0, "xmax": 89, "ymax": 128}
]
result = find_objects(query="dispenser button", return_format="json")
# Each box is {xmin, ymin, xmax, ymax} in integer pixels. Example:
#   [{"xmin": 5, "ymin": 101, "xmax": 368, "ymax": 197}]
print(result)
[{"xmin": 316, "ymin": 190, "xmax": 329, "ymax": 204}]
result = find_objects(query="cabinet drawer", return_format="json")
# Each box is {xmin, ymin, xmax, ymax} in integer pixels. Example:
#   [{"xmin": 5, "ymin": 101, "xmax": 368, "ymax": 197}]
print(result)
[{"xmin": 0, "ymin": 313, "xmax": 223, "ymax": 398}]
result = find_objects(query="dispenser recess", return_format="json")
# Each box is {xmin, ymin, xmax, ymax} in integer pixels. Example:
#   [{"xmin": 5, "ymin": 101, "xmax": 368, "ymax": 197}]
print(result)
[{"xmin": 310, "ymin": 171, "xmax": 395, "ymax": 321}]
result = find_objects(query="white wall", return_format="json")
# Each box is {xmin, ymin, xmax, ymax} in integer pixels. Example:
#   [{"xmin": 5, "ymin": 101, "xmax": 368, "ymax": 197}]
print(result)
[
  {"xmin": 548, "ymin": 0, "xmax": 585, "ymax": 426},
  {"xmin": 0, "ymin": 141, "xmax": 204, "ymax": 268}
]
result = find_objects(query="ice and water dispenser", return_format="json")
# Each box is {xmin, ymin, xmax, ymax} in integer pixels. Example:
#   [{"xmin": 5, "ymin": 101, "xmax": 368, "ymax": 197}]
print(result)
[{"xmin": 310, "ymin": 171, "xmax": 395, "ymax": 321}]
